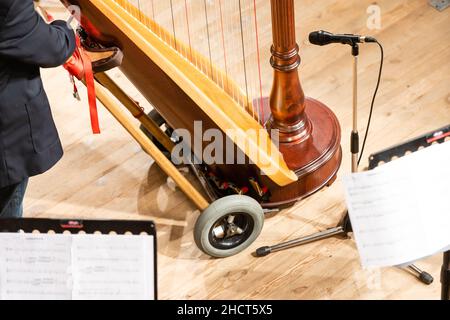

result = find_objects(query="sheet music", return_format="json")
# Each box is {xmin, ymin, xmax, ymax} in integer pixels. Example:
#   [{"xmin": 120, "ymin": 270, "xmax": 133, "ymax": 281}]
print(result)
[
  {"xmin": 0, "ymin": 234, "xmax": 72, "ymax": 300},
  {"xmin": 343, "ymin": 141, "xmax": 450, "ymax": 268},
  {"xmin": 0, "ymin": 233, "xmax": 154, "ymax": 300},
  {"xmin": 72, "ymin": 235, "xmax": 154, "ymax": 300}
]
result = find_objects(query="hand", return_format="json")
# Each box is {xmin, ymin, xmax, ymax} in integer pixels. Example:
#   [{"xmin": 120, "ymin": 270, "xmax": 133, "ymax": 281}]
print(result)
[
  {"xmin": 63, "ymin": 35, "xmax": 85, "ymax": 80},
  {"xmin": 35, "ymin": 3, "xmax": 55, "ymax": 23}
]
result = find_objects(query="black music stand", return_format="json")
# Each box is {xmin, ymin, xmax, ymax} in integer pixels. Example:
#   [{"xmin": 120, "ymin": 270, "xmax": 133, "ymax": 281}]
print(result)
[
  {"xmin": 443, "ymin": 250, "xmax": 450, "ymax": 300},
  {"xmin": 0, "ymin": 218, "xmax": 158, "ymax": 300},
  {"xmin": 256, "ymin": 124, "xmax": 450, "ymax": 289}
]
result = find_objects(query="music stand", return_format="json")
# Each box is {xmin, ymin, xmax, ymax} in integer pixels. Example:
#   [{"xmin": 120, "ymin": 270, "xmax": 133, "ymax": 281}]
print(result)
[
  {"xmin": 256, "ymin": 124, "xmax": 450, "ymax": 287},
  {"xmin": 0, "ymin": 218, "xmax": 158, "ymax": 300}
]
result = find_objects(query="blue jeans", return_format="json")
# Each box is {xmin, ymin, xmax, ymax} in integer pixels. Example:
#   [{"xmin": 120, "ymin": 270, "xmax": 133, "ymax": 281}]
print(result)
[{"xmin": 0, "ymin": 178, "xmax": 28, "ymax": 218}]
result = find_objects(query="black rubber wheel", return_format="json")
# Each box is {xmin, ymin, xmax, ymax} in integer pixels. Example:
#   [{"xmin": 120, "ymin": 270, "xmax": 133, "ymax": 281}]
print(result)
[{"xmin": 194, "ymin": 195, "xmax": 264, "ymax": 258}]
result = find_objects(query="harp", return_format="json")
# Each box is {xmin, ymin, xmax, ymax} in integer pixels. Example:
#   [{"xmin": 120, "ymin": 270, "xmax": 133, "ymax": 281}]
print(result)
[
  {"xmin": 56, "ymin": 0, "xmax": 342, "ymax": 256},
  {"xmin": 53, "ymin": 0, "xmax": 342, "ymax": 257}
]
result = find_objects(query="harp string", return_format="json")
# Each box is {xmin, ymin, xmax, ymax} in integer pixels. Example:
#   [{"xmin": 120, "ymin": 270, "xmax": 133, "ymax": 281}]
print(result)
[
  {"xmin": 217, "ymin": 0, "xmax": 230, "ymax": 104},
  {"xmin": 169, "ymin": 0, "xmax": 178, "ymax": 52},
  {"xmin": 238, "ymin": 0, "xmax": 251, "ymax": 119},
  {"xmin": 253, "ymin": 0, "xmax": 264, "ymax": 124},
  {"xmin": 113, "ymin": 0, "xmax": 267, "ymax": 124},
  {"xmin": 150, "ymin": 0, "xmax": 155, "ymax": 20},
  {"xmin": 203, "ymin": 0, "xmax": 214, "ymax": 81},
  {"xmin": 183, "ymin": 0, "xmax": 193, "ymax": 63}
]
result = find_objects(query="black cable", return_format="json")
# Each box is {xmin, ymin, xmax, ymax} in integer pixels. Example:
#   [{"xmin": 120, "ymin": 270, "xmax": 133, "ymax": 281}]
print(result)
[{"xmin": 357, "ymin": 40, "xmax": 384, "ymax": 165}]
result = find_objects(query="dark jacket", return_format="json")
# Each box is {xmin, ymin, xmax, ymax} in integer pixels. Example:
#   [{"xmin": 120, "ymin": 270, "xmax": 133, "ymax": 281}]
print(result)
[{"xmin": 0, "ymin": 0, "xmax": 76, "ymax": 188}]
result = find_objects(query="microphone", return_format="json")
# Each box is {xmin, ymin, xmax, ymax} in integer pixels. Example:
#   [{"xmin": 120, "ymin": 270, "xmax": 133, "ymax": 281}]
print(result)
[{"xmin": 309, "ymin": 30, "xmax": 377, "ymax": 46}]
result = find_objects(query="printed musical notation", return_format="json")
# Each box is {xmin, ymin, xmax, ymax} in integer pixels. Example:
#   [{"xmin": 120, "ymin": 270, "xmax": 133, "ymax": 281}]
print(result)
[
  {"xmin": 0, "ymin": 234, "xmax": 154, "ymax": 300},
  {"xmin": 71, "ymin": 235, "xmax": 154, "ymax": 300},
  {"xmin": 343, "ymin": 141, "xmax": 450, "ymax": 268}
]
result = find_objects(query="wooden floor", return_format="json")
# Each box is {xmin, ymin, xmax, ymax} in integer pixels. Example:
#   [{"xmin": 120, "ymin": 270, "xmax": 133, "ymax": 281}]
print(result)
[{"xmin": 31, "ymin": 0, "xmax": 450, "ymax": 299}]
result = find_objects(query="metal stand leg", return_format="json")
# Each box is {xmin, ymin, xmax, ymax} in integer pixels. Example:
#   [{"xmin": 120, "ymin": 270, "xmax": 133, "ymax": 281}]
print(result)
[
  {"xmin": 407, "ymin": 265, "xmax": 434, "ymax": 285},
  {"xmin": 256, "ymin": 226, "xmax": 347, "ymax": 257},
  {"xmin": 255, "ymin": 213, "xmax": 352, "ymax": 257},
  {"xmin": 442, "ymin": 251, "xmax": 450, "ymax": 300}
]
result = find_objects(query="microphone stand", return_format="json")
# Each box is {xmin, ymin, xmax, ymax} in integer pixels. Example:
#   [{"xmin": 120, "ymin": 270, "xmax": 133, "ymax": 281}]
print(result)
[
  {"xmin": 256, "ymin": 44, "xmax": 360, "ymax": 257},
  {"xmin": 255, "ymin": 42, "xmax": 434, "ymax": 286},
  {"xmin": 351, "ymin": 44, "xmax": 360, "ymax": 173}
]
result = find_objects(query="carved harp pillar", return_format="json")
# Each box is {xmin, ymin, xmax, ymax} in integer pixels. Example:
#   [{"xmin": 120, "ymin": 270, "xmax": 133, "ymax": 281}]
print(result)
[
  {"xmin": 260, "ymin": 0, "xmax": 342, "ymax": 206},
  {"xmin": 268, "ymin": 0, "xmax": 309, "ymax": 143}
]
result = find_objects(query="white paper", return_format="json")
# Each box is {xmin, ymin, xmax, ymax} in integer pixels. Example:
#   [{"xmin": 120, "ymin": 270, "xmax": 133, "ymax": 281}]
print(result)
[
  {"xmin": 0, "ymin": 233, "xmax": 155, "ymax": 300},
  {"xmin": 343, "ymin": 141, "xmax": 450, "ymax": 268},
  {"xmin": 0, "ymin": 234, "xmax": 72, "ymax": 300},
  {"xmin": 71, "ymin": 235, "xmax": 154, "ymax": 300}
]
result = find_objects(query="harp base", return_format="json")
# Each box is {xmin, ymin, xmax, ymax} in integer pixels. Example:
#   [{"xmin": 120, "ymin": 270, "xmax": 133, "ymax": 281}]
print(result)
[{"xmin": 260, "ymin": 97, "xmax": 342, "ymax": 208}]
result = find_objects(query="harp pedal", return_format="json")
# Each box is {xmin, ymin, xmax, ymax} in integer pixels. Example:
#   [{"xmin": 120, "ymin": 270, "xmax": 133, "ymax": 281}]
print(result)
[
  {"xmin": 249, "ymin": 177, "xmax": 265, "ymax": 197},
  {"xmin": 249, "ymin": 177, "xmax": 270, "ymax": 202},
  {"xmin": 207, "ymin": 173, "xmax": 248, "ymax": 196}
]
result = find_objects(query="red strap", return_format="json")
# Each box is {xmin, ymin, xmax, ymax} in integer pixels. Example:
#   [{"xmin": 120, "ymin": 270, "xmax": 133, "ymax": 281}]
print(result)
[
  {"xmin": 79, "ymin": 50, "xmax": 100, "ymax": 134},
  {"xmin": 63, "ymin": 38, "xmax": 100, "ymax": 134},
  {"xmin": 39, "ymin": 7, "xmax": 100, "ymax": 134}
]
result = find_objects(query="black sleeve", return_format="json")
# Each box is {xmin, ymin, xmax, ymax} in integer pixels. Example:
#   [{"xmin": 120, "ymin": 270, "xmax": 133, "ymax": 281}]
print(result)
[{"xmin": 0, "ymin": 0, "xmax": 76, "ymax": 68}]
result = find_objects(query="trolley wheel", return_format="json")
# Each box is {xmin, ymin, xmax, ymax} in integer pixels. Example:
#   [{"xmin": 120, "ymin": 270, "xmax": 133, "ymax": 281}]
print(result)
[
  {"xmin": 140, "ymin": 109, "xmax": 173, "ymax": 158},
  {"xmin": 194, "ymin": 195, "xmax": 264, "ymax": 258}
]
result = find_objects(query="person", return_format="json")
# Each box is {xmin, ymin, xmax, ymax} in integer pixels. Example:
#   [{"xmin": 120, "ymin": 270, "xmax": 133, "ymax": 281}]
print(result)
[{"xmin": 0, "ymin": 0, "xmax": 76, "ymax": 218}]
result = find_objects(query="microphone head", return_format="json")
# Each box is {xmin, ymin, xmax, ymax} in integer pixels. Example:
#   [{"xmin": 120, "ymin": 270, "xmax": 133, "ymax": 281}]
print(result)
[
  {"xmin": 309, "ymin": 30, "xmax": 334, "ymax": 46},
  {"xmin": 364, "ymin": 36, "xmax": 377, "ymax": 43}
]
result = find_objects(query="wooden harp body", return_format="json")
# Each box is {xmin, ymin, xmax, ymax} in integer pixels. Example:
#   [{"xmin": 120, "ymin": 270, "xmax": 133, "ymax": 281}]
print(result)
[{"xmin": 60, "ymin": 0, "xmax": 341, "ymax": 208}]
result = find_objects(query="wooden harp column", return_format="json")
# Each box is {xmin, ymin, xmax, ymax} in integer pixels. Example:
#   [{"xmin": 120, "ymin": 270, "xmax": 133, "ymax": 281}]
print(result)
[
  {"xmin": 261, "ymin": 0, "xmax": 342, "ymax": 207},
  {"xmin": 268, "ymin": 0, "xmax": 308, "ymax": 143}
]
